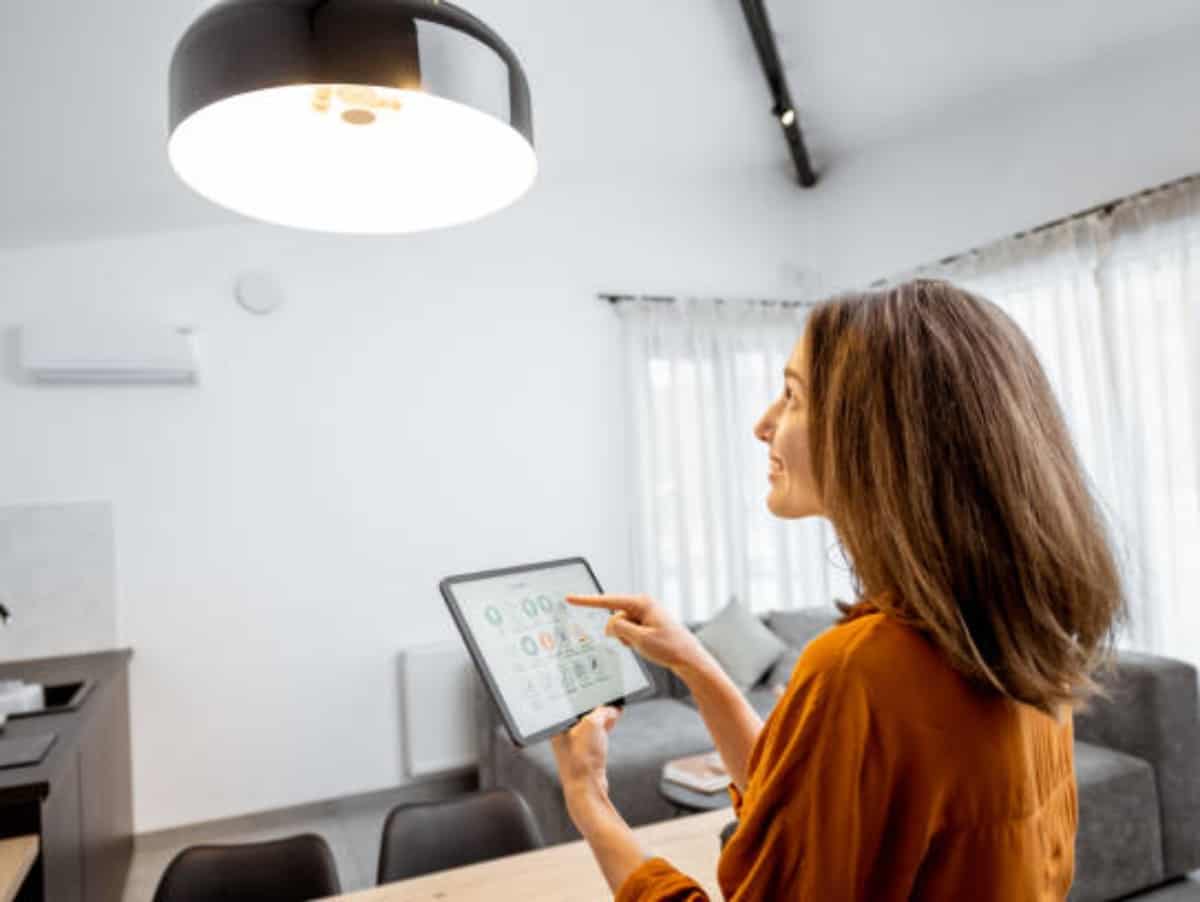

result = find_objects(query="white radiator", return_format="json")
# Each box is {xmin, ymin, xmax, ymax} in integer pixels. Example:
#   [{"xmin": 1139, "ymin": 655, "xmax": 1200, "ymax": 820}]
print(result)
[{"xmin": 400, "ymin": 641, "xmax": 478, "ymax": 777}]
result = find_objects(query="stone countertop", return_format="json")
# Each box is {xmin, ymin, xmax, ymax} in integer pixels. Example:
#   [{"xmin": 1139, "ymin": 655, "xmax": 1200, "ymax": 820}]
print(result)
[{"xmin": 0, "ymin": 649, "xmax": 133, "ymax": 805}]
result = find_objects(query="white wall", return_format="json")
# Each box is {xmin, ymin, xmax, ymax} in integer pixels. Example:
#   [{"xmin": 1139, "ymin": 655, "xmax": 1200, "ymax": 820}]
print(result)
[
  {"xmin": 0, "ymin": 19, "xmax": 1197, "ymax": 833},
  {"xmin": 0, "ymin": 174, "xmax": 816, "ymax": 832}
]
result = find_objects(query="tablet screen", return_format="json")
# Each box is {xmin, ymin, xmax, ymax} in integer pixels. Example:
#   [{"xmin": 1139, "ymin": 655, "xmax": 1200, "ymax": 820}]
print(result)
[{"xmin": 445, "ymin": 559, "xmax": 653, "ymax": 740}]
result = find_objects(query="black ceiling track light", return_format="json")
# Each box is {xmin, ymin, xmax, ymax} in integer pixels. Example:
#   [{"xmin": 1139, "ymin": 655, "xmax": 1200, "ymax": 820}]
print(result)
[
  {"xmin": 738, "ymin": 0, "xmax": 817, "ymax": 188},
  {"xmin": 168, "ymin": 0, "xmax": 536, "ymax": 233}
]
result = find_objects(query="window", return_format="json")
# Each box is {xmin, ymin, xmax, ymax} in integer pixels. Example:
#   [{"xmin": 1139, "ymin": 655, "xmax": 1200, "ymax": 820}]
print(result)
[{"xmin": 617, "ymin": 179, "xmax": 1200, "ymax": 665}]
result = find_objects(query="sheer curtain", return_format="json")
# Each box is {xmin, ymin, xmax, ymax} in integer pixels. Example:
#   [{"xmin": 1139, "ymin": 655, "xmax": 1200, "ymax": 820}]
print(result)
[
  {"xmin": 909, "ymin": 179, "xmax": 1200, "ymax": 665},
  {"xmin": 617, "ymin": 178, "xmax": 1200, "ymax": 661},
  {"xmin": 615, "ymin": 298, "xmax": 856, "ymax": 622}
]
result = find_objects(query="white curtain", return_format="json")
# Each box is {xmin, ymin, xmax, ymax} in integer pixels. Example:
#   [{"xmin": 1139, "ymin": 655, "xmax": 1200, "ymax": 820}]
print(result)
[
  {"xmin": 617, "ymin": 178, "xmax": 1200, "ymax": 663},
  {"xmin": 615, "ymin": 298, "xmax": 856, "ymax": 622},
  {"xmin": 909, "ymin": 179, "xmax": 1200, "ymax": 666}
]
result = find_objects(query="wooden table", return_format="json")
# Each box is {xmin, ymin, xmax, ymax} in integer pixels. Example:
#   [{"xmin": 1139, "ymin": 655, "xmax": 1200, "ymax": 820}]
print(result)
[
  {"xmin": 329, "ymin": 806, "xmax": 734, "ymax": 901},
  {"xmin": 0, "ymin": 835, "xmax": 38, "ymax": 902}
]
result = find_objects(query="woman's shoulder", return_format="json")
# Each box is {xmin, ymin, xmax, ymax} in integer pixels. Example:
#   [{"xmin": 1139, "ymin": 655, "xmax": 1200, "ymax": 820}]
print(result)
[
  {"xmin": 791, "ymin": 605, "xmax": 1015, "ymax": 737},
  {"xmin": 796, "ymin": 608, "xmax": 948, "ymax": 692}
]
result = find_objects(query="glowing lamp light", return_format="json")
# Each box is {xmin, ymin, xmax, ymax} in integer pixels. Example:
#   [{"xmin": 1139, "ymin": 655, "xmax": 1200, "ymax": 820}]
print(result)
[{"xmin": 168, "ymin": 1, "xmax": 537, "ymax": 234}]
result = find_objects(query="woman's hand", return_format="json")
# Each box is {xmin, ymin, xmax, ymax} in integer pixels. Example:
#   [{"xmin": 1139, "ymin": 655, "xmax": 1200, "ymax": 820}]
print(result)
[
  {"xmin": 565, "ymin": 593, "xmax": 711, "ymax": 676},
  {"xmin": 550, "ymin": 707, "xmax": 655, "ymax": 893},
  {"xmin": 551, "ymin": 705, "xmax": 622, "ymax": 804}
]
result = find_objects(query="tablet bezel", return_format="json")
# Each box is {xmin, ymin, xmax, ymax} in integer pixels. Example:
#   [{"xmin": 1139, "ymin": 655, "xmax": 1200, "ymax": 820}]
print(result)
[{"xmin": 439, "ymin": 556, "xmax": 658, "ymax": 747}]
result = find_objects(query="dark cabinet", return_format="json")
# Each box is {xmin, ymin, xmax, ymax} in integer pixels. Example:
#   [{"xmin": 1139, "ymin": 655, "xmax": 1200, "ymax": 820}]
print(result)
[
  {"xmin": 0, "ymin": 650, "xmax": 134, "ymax": 902},
  {"xmin": 41, "ymin": 751, "xmax": 83, "ymax": 902}
]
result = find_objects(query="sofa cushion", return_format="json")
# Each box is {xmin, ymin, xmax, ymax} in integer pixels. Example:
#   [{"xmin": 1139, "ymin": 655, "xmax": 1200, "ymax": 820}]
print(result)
[
  {"xmin": 1074, "ymin": 652, "xmax": 1200, "ymax": 878},
  {"xmin": 765, "ymin": 607, "xmax": 839, "ymax": 649},
  {"xmin": 743, "ymin": 687, "xmax": 782, "ymax": 720},
  {"xmin": 682, "ymin": 685, "xmax": 781, "ymax": 722},
  {"xmin": 1069, "ymin": 741, "xmax": 1164, "ymax": 902},
  {"xmin": 764, "ymin": 646, "xmax": 802, "ymax": 690},
  {"xmin": 694, "ymin": 598, "xmax": 788, "ymax": 690},
  {"xmin": 501, "ymin": 698, "xmax": 717, "ymax": 830},
  {"xmin": 638, "ymin": 657, "xmax": 676, "ymax": 699}
]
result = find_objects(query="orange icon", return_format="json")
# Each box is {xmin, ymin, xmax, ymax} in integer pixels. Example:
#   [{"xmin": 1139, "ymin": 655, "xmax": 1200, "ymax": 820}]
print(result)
[{"xmin": 538, "ymin": 632, "xmax": 555, "ymax": 651}]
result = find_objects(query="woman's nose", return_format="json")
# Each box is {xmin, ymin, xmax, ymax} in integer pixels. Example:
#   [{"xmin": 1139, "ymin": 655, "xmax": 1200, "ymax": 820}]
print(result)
[{"xmin": 754, "ymin": 414, "xmax": 772, "ymax": 443}]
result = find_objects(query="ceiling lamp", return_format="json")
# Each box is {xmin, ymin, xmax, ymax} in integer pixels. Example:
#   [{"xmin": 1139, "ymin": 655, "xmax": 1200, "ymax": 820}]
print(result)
[{"xmin": 168, "ymin": 0, "xmax": 536, "ymax": 233}]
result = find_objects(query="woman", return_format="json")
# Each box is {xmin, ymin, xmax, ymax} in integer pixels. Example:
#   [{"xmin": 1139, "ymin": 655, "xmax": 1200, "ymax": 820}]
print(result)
[{"xmin": 551, "ymin": 279, "xmax": 1123, "ymax": 900}]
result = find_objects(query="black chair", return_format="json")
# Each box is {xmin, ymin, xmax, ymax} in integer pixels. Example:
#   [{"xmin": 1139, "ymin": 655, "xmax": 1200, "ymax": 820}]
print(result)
[
  {"xmin": 377, "ymin": 788, "xmax": 545, "ymax": 884},
  {"xmin": 152, "ymin": 833, "xmax": 341, "ymax": 902}
]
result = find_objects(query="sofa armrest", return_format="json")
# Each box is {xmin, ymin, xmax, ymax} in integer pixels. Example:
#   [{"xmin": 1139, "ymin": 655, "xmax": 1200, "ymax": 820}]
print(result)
[
  {"xmin": 474, "ymin": 672, "xmax": 506, "ymax": 788},
  {"xmin": 1075, "ymin": 651, "xmax": 1200, "ymax": 877}
]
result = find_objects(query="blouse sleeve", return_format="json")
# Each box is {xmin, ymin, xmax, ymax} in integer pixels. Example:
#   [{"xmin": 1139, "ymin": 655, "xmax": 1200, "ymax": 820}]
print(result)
[
  {"xmin": 728, "ymin": 781, "xmax": 745, "ymax": 817},
  {"xmin": 615, "ymin": 858, "xmax": 711, "ymax": 902}
]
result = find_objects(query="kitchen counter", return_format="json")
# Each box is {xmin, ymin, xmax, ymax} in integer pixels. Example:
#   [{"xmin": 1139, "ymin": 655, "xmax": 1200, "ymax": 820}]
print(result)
[
  {"xmin": 0, "ymin": 648, "xmax": 133, "ymax": 902},
  {"xmin": 0, "ymin": 649, "xmax": 132, "ymax": 805}
]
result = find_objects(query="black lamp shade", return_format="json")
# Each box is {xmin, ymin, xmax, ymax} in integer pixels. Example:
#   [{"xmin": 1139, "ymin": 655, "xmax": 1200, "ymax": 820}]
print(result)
[{"xmin": 168, "ymin": 0, "xmax": 537, "ymax": 233}]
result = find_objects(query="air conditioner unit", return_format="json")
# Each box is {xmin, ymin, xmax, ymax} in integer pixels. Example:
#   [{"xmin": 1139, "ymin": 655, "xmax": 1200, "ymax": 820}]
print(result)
[{"xmin": 18, "ymin": 321, "xmax": 199, "ymax": 385}]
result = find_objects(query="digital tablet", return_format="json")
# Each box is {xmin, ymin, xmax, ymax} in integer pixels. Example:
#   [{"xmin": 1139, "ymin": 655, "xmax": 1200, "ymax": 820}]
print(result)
[{"xmin": 440, "ymin": 557, "xmax": 657, "ymax": 747}]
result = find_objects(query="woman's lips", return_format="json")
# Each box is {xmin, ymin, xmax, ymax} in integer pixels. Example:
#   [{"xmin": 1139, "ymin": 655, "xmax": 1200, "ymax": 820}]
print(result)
[{"xmin": 769, "ymin": 457, "xmax": 783, "ymax": 479}]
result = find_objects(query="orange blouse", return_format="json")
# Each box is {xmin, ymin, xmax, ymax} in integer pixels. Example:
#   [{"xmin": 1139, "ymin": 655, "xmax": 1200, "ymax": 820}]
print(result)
[{"xmin": 615, "ymin": 611, "xmax": 1077, "ymax": 901}]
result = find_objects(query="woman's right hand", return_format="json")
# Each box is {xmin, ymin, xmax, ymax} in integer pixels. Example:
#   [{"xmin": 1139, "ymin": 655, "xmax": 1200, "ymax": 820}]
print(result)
[{"xmin": 564, "ymin": 593, "xmax": 711, "ymax": 676}]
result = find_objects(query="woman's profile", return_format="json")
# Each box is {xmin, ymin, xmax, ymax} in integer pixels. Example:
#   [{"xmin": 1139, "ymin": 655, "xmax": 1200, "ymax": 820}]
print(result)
[{"xmin": 551, "ymin": 278, "xmax": 1124, "ymax": 900}]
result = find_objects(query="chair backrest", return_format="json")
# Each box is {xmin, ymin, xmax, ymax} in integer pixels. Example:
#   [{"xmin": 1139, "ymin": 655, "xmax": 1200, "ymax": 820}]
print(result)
[
  {"xmin": 152, "ymin": 833, "xmax": 341, "ymax": 902},
  {"xmin": 377, "ymin": 788, "xmax": 544, "ymax": 884}
]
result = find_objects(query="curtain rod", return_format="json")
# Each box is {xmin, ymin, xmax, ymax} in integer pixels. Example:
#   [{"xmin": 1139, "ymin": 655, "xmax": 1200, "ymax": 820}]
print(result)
[
  {"xmin": 918, "ymin": 170, "xmax": 1200, "ymax": 274},
  {"xmin": 599, "ymin": 292, "xmax": 816, "ymax": 309},
  {"xmin": 607, "ymin": 173, "xmax": 1200, "ymax": 300}
]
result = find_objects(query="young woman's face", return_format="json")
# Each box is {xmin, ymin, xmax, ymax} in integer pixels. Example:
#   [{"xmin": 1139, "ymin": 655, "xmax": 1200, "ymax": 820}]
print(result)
[{"xmin": 754, "ymin": 333, "xmax": 823, "ymax": 518}]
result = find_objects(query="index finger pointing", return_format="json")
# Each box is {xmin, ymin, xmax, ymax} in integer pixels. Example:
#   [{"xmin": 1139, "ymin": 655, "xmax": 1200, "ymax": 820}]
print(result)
[{"xmin": 565, "ymin": 594, "xmax": 646, "ymax": 616}]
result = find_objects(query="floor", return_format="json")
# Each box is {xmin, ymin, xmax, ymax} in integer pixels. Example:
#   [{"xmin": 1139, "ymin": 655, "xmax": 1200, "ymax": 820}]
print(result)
[{"xmin": 120, "ymin": 771, "xmax": 476, "ymax": 901}]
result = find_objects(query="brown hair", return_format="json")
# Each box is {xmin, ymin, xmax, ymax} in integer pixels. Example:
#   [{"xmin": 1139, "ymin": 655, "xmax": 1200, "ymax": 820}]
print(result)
[{"xmin": 805, "ymin": 279, "xmax": 1124, "ymax": 715}]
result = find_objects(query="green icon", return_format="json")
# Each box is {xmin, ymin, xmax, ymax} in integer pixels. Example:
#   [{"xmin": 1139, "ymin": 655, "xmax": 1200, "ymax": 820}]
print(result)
[
  {"xmin": 521, "ymin": 598, "xmax": 538, "ymax": 618},
  {"xmin": 484, "ymin": 605, "xmax": 502, "ymax": 626},
  {"xmin": 537, "ymin": 595, "xmax": 553, "ymax": 612},
  {"xmin": 520, "ymin": 636, "xmax": 538, "ymax": 656}
]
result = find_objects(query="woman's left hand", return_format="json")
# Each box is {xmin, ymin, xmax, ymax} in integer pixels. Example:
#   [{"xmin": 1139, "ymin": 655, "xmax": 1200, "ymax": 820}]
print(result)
[
  {"xmin": 552, "ymin": 706, "xmax": 651, "ymax": 891},
  {"xmin": 551, "ymin": 705, "xmax": 623, "ymax": 801}
]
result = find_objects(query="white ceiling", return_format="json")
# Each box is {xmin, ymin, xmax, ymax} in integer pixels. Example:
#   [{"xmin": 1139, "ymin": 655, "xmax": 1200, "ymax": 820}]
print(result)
[
  {"xmin": 769, "ymin": 0, "xmax": 1200, "ymax": 154},
  {"xmin": 1, "ymin": 0, "xmax": 1198, "ymax": 249}
]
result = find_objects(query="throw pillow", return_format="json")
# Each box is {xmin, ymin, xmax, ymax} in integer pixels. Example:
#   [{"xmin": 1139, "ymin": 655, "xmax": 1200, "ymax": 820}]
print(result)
[
  {"xmin": 764, "ymin": 607, "xmax": 839, "ymax": 649},
  {"xmin": 765, "ymin": 645, "xmax": 802, "ymax": 690},
  {"xmin": 694, "ymin": 598, "xmax": 788, "ymax": 691}
]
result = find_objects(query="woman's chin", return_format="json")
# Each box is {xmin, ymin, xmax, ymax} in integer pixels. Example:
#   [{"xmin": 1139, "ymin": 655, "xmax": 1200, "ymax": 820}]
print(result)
[
  {"xmin": 766, "ymin": 489, "xmax": 790, "ymax": 517},
  {"xmin": 767, "ymin": 488, "xmax": 818, "ymax": 519}
]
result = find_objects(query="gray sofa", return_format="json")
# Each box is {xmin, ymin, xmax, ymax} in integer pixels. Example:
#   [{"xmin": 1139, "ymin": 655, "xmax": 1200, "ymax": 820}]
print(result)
[{"xmin": 474, "ymin": 607, "xmax": 1200, "ymax": 901}]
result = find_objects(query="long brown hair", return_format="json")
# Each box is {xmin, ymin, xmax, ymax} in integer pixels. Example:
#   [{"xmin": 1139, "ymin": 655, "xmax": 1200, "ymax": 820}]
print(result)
[{"xmin": 805, "ymin": 278, "xmax": 1124, "ymax": 715}]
